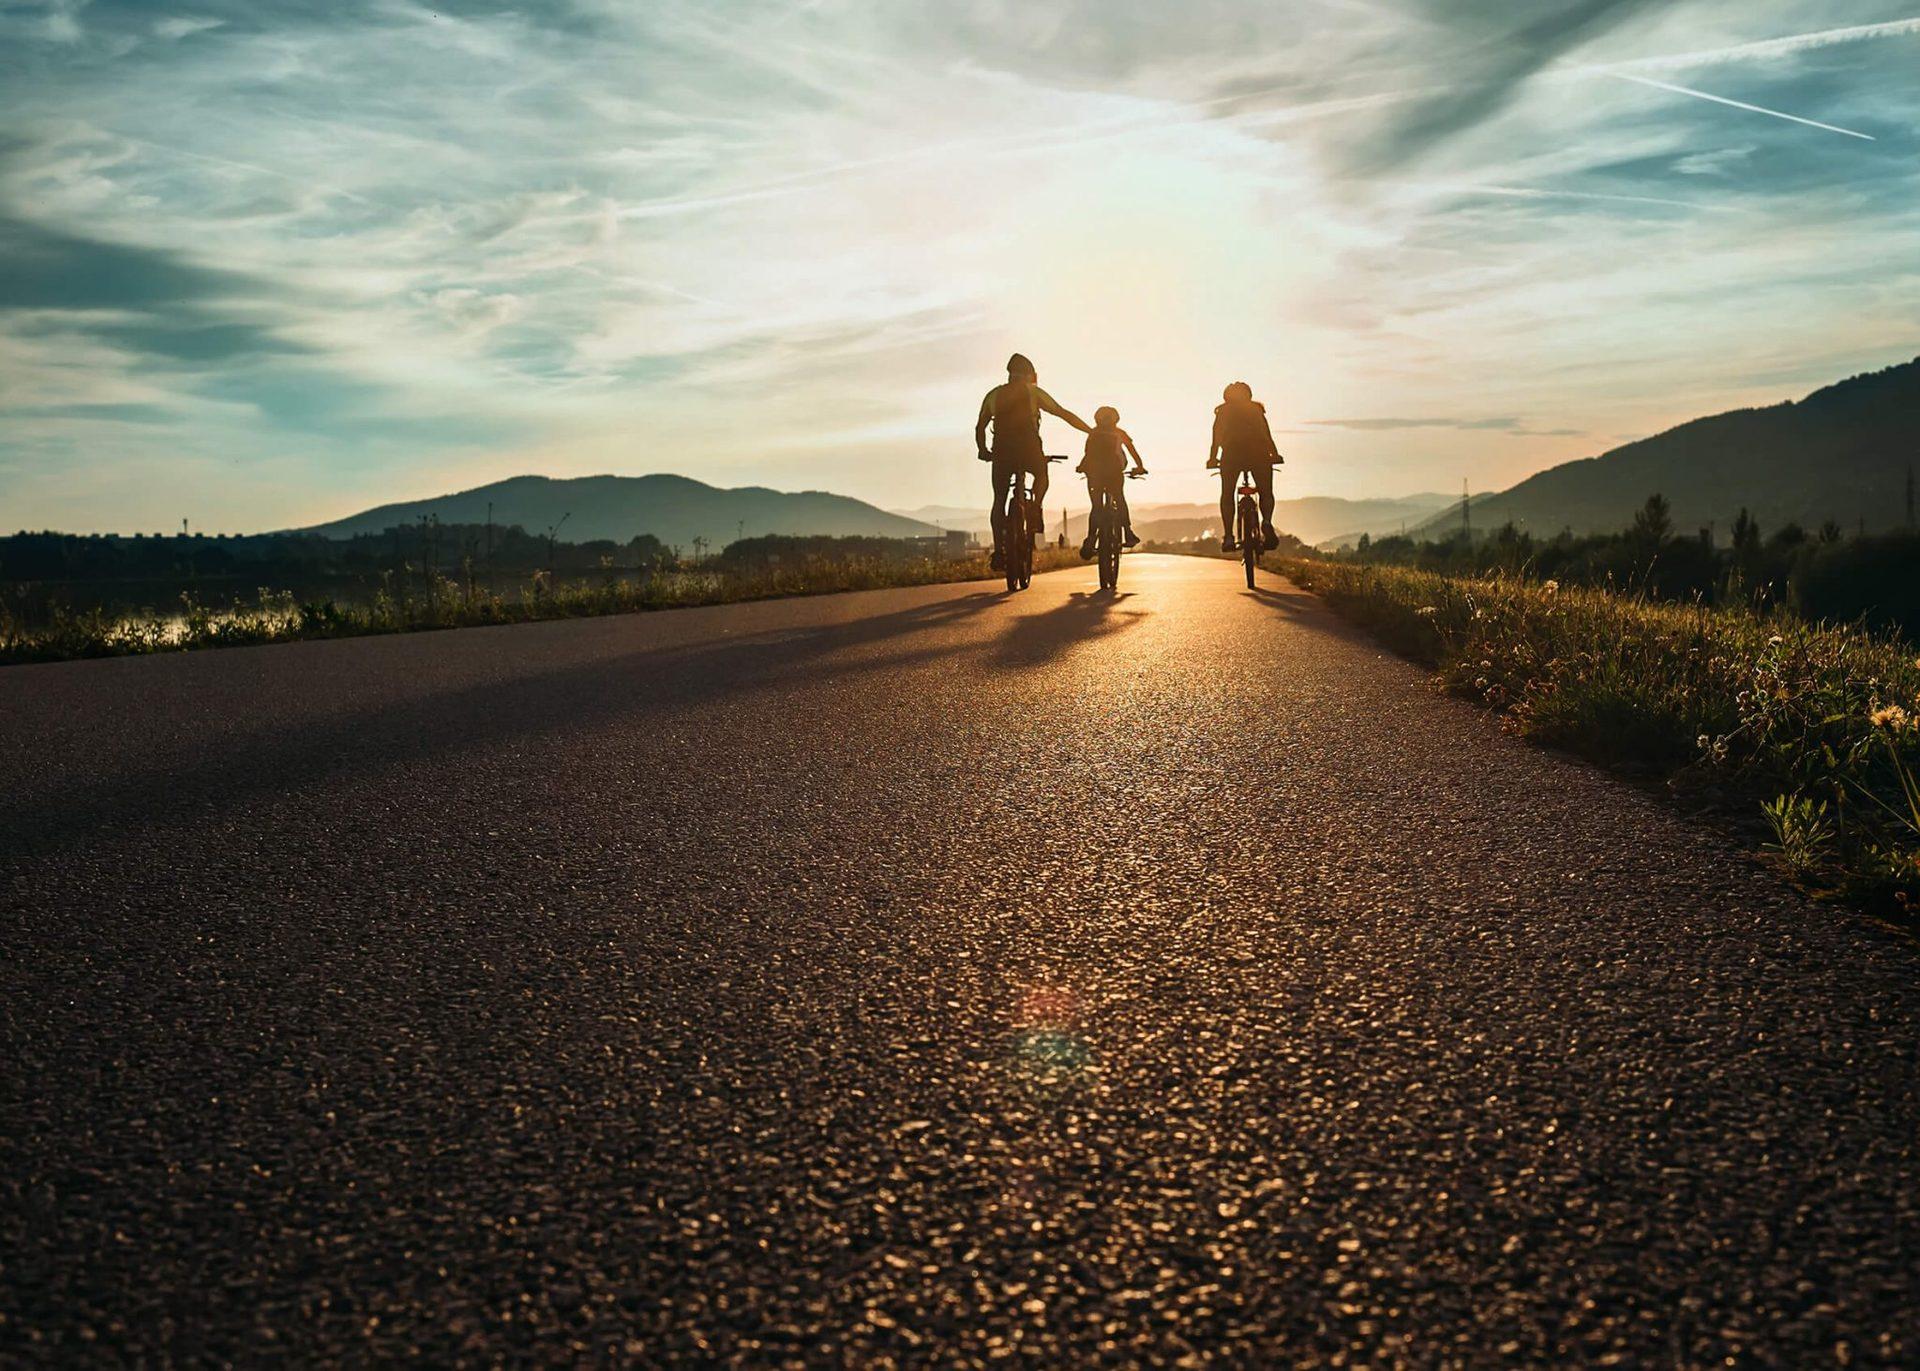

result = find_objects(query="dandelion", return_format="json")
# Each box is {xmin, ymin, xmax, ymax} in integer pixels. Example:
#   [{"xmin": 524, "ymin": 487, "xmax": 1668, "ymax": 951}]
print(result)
[{"xmin": 1870, "ymin": 703, "xmax": 1912, "ymax": 731}]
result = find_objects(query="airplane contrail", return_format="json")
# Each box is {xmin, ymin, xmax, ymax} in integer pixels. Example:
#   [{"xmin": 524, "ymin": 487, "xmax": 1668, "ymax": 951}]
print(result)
[
  {"xmin": 1605, "ymin": 17, "xmax": 1920, "ymax": 73},
  {"xmin": 1608, "ymin": 72, "xmax": 1875, "ymax": 140}
]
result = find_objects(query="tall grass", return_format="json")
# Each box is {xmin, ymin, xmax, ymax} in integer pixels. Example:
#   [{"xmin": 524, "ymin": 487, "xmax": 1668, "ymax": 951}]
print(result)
[
  {"xmin": 1279, "ymin": 557, "xmax": 1920, "ymax": 916},
  {"xmin": 0, "ymin": 549, "xmax": 1082, "ymax": 667}
]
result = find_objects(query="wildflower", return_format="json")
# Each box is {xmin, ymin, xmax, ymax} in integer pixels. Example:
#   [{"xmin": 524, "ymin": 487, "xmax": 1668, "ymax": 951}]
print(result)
[
  {"xmin": 1415, "ymin": 606, "xmax": 1438, "ymax": 618},
  {"xmin": 1869, "ymin": 703, "xmax": 1912, "ymax": 731},
  {"xmin": 1541, "ymin": 580, "xmax": 1559, "ymax": 595},
  {"xmin": 1767, "ymin": 634, "xmax": 1783, "ymax": 647}
]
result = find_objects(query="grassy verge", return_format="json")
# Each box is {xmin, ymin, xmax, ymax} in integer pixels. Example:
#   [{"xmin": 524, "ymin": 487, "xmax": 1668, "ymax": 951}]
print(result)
[
  {"xmin": 0, "ymin": 548, "xmax": 1084, "ymax": 667},
  {"xmin": 1277, "ymin": 557, "xmax": 1920, "ymax": 918}
]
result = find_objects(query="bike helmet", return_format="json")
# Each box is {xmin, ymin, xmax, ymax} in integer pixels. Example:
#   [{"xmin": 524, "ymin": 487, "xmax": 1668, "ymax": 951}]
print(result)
[
  {"xmin": 1093, "ymin": 406, "xmax": 1119, "ymax": 426},
  {"xmin": 1223, "ymin": 381, "xmax": 1253, "ymax": 403}
]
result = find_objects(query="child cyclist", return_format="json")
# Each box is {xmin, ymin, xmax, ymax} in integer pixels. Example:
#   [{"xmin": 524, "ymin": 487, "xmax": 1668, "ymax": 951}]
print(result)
[{"xmin": 1077, "ymin": 406, "xmax": 1148, "ymax": 559}]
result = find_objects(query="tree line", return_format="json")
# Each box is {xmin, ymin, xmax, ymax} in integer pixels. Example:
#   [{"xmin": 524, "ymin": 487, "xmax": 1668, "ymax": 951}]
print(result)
[
  {"xmin": 1, "ymin": 523, "xmax": 679, "ymax": 585},
  {"xmin": 1342, "ymin": 496, "xmax": 1919, "ymax": 641}
]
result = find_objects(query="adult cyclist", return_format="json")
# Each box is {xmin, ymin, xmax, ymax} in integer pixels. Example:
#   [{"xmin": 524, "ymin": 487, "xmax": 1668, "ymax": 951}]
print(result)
[
  {"xmin": 976, "ymin": 353, "xmax": 1092, "ymax": 570},
  {"xmin": 1207, "ymin": 380, "xmax": 1283, "ymax": 552}
]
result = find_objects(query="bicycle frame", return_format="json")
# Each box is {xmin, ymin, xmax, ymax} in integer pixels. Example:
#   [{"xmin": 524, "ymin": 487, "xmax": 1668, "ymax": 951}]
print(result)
[
  {"xmin": 1089, "ymin": 483, "xmax": 1121, "ymax": 590},
  {"xmin": 1235, "ymin": 476, "xmax": 1261, "ymax": 588},
  {"xmin": 1087, "ymin": 470, "xmax": 1142, "ymax": 591},
  {"xmin": 996, "ymin": 457, "xmax": 1063, "ymax": 593}
]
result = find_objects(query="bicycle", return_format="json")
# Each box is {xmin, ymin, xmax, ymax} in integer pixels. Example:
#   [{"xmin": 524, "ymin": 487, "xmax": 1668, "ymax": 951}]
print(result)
[
  {"xmin": 1233, "ymin": 473, "xmax": 1261, "ymax": 589},
  {"xmin": 1087, "ymin": 469, "xmax": 1145, "ymax": 592},
  {"xmin": 996, "ymin": 456, "xmax": 1065, "ymax": 593}
]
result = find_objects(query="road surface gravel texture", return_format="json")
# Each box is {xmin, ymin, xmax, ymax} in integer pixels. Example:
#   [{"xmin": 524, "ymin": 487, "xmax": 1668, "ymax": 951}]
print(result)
[{"xmin": 2, "ymin": 555, "xmax": 1917, "ymax": 1366}]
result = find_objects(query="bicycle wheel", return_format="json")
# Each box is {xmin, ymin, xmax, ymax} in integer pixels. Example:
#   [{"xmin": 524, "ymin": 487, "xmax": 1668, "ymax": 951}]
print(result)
[
  {"xmin": 1004, "ymin": 519, "xmax": 1024, "ymax": 593},
  {"xmin": 1099, "ymin": 511, "xmax": 1119, "ymax": 589},
  {"xmin": 1239, "ymin": 501, "xmax": 1259, "ymax": 588}
]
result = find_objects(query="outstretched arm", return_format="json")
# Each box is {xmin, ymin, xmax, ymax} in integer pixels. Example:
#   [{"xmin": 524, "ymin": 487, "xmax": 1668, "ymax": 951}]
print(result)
[
  {"xmin": 1036, "ymin": 387, "xmax": 1092, "ymax": 435},
  {"xmin": 1122, "ymin": 431, "xmax": 1147, "ymax": 473}
]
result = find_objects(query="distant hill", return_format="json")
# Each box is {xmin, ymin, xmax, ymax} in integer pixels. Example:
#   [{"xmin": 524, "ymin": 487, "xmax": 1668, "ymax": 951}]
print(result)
[
  {"xmin": 1408, "ymin": 358, "xmax": 1920, "ymax": 541},
  {"xmin": 899, "ymin": 494, "xmax": 1453, "ymax": 543},
  {"xmin": 298, "ymin": 474, "xmax": 940, "ymax": 549},
  {"xmin": 890, "ymin": 505, "xmax": 997, "ymax": 534}
]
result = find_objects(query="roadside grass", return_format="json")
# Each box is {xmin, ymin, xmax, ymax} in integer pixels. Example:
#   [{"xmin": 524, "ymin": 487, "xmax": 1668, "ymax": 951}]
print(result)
[
  {"xmin": 1277, "ymin": 557, "xmax": 1920, "ymax": 919},
  {"xmin": 0, "ymin": 548, "xmax": 1085, "ymax": 667}
]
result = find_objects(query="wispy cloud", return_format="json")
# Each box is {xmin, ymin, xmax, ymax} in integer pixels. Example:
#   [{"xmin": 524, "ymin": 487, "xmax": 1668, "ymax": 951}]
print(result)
[
  {"xmin": 153, "ymin": 16, "xmax": 225, "ymax": 42},
  {"xmin": 1672, "ymin": 144, "xmax": 1756, "ymax": 176},
  {"xmin": 1426, "ymin": 183, "xmax": 1724, "ymax": 212},
  {"xmin": 1306, "ymin": 415, "xmax": 1582, "ymax": 435},
  {"xmin": 1336, "ymin": 0, "xmax": 1668, "ymax": 170}
]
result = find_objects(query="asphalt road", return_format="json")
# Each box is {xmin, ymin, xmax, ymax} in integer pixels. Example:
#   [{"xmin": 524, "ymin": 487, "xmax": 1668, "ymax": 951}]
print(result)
[{"xmin": 3, "ymin": 554, "xmax": 1917, "ymax": 1366}]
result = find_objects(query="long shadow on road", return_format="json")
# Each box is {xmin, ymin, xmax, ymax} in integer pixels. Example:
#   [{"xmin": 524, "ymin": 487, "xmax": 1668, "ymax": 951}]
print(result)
[
  {"xmin": 987, "ymin": 589, "xmax": 1145, "ymax": 670},
  {"xmin": 3, "ymin": 587, "xmax": 1017, "ymax": 856},
  {"xmin": 5, "ymin": 576, "xmax": 1168, "ymax": 856}
]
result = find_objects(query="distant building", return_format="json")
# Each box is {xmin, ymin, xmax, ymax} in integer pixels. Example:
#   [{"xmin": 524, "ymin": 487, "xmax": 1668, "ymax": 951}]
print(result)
[{"xmin": 907, "ymin": 530, "xmax": 972, "ymax": 558}]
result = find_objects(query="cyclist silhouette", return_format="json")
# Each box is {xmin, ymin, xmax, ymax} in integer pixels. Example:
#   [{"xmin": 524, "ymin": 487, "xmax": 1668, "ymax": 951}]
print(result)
[
  {"xmin": 1207, "ymin": 381, "xmax": 1283, "ymax": 551},
  {"xmin": 1077, "ymin": 406, "xmax": 1146, "ymax": 558},
  {"xmin": 976, "ymin": 353, "xmax": 1091, "ymax": 571}
]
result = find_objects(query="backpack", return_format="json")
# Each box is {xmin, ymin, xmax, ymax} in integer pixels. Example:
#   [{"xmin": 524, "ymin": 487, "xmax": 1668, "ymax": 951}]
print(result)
[
  {"xmin": 1216, "ymin": 401, "xmax": 1273, "ymax": 460},
  {"xmin": 992, "ymin": 383, "xmax": 1040, "ymax": 444}
]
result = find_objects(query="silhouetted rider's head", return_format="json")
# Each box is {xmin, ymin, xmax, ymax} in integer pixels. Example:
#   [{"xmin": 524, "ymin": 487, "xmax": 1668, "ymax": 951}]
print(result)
[
  {"xmin": 1007, "ymin": 353, "xmax": 1037, "ymax": 381},
  {"xmin": 1223, "ymin": 381, "xmax": 1253, "ymax": 403}
]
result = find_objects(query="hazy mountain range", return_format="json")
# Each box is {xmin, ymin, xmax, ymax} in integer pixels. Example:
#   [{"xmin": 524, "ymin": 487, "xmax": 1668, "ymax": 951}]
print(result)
[
  {"xmin": 1398, "ymin": 357, "xmax": 1920, "ymax": 544},
  {"xmin": 294, "ymin": 358, "xmax": 1919, "ymax": 553},
  {"xmin": 296, "ymin": 474, "xmax": 939, "ymax": 549}
]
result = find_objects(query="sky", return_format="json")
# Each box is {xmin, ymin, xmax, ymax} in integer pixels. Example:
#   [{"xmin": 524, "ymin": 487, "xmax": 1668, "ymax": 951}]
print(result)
[{"xmin": 2, "ymin": 0, "xmax": 1918, "ymax": 532}]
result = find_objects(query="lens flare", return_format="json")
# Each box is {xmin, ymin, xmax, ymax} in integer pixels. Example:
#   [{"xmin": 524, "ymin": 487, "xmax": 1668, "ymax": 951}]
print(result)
[{"xmin": 1010, "ymin": 982, "xmax": 1093, "ymax": 1076}]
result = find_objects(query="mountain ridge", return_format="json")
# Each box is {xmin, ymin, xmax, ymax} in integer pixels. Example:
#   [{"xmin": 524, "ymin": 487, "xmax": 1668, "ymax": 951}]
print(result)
[
  {"xmin": 296, "ymin": 473, "xmax": 941, "ymax": 548},
  {"xmin": 1402, "ymin": 357, "xmax": 1920, "ymax": 541}
]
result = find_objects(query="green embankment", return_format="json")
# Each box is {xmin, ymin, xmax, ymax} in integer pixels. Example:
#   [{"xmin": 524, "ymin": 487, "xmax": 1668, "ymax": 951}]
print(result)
[
  {"xmin": 1277, "ymin": 557, "xmax": 1920, "ymax": 917},
  {"xmin": 0, "ymin": 549, "xmax": 1085, "ymax": 667}
]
